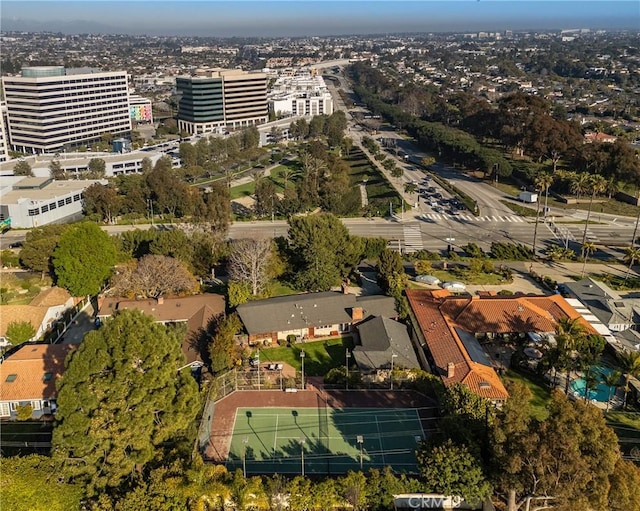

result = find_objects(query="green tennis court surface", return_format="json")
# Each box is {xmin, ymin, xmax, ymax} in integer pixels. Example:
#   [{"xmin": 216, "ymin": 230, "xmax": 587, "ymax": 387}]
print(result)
[{"xmin": 226, "ymin": 407, "xmax": 424, "ymax": 475}]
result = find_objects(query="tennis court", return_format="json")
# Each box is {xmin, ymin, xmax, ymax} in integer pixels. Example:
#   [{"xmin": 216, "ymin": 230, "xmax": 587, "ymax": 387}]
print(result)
[{"xmin": 226, "ymin": 407, "xmax": 425, "ymax": 475}]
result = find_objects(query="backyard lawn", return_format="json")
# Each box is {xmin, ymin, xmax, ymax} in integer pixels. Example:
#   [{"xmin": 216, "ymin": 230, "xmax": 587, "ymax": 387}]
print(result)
[
  {"xmin": 502, "ymin": 369, "xmax": 551, "ymax": 421},
  {"xmin": 258, "ymin": 337, "xmax": 354, "ymax": 376},
  {"xmin": 424, "ymin": 268, "xmax": 511, "ymax": 286}
]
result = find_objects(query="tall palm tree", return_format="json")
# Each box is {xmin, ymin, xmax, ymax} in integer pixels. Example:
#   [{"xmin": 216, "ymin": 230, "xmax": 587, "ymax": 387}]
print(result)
[
  {"xmin": 580, "ymin": 174, "xmax": 607, "ymax": 246},
  {"xmin": 618, "ymin": 350, "xmax": 640, "ymax": 409},
  {"xmin": 623, "ymin": 246, "xmax": 640, "ymax": 286},
  {"xmin": 580, "ymin": 241, "xmax": 596, "ymax": 277},
  {"xmin": 531, "ymin": 172, "xmax": 554, "ymax": 256},
  {"xmin": 602, "ymin": 370, "xmax": 622, "ymax": 412},
  {"xmin": 570, "ymin": 172, "xmax": 591, "ymax": 208},
  {"xmin": 555, "ymin": 317, "xmax": 588, "ymax": 394}
]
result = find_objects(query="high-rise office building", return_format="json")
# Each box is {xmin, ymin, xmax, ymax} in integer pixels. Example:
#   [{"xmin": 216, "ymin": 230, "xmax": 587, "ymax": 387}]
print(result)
[
  {"xmin": 176, "ymin": 69, "xmax": 267, "ymax": 135},
  {"xmin": 2, "ymin": 66, "xmax": 131, "ymax": 154}
]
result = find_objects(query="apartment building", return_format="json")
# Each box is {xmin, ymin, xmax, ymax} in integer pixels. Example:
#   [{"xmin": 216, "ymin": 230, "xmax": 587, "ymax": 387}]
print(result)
[
  {"xmin": 269, "ymin": 72, "xmax": 333, "ymax": 117},
  {"xmin": 2, "ymin": 66, "xmax": 132, "ymax": 154},
  {"xmin": 176, "ymin": 69, "xmax": 267, "ymax": 135},
  {"xmin": 0, "ymin": 103, "xmax": 9, "ymax": 163}
]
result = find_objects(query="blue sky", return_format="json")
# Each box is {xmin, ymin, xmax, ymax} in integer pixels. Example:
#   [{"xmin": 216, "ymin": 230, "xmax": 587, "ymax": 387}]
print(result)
[{"xmin": 2, "ymin": 1, "xmax": 638, "ymax": 37}]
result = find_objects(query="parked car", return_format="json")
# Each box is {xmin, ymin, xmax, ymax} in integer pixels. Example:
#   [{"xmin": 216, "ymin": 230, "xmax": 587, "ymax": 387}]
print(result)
[
  {"xmin": 441, "ymin": 281, "xmax": 467, "ymax": 292},
  {"xmin": 415, "ymin": 275, "xmax": 441, "ymax": 285}
]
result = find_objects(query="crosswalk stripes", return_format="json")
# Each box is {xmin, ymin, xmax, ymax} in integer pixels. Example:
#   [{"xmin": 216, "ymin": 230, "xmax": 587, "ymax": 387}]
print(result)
[
  {"xmin": 403, "ymin": 222, "xmax": 424, "ymax": 253},
  {"xmin": 420, "ymin": 213, "xmax": 525, "ymax": 223}
]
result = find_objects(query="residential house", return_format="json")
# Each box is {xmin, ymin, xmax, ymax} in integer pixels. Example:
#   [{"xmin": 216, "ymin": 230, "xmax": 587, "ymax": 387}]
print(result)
[
  {"xmin": 406, "ymin": 290, "xmax": 590, "ymax": 403},
  {"xmin": 0, "ymin": 343, "xmax": 75, "ymax": 419},
  {"xmin": 584, "ymin": 132, "xmax": 617, "ymax": 144},
  {"xmin": 354, "ymin": 316, "xmax": 420, "ymax": 373},
  {"xmin": 236, "ymin": 291, "xmax": 397, "ymax": 345},
  {"xmin": 562, "ymin": 278, "xmax": 639, "ymax": 332},
  {"xmin": 97, "ymin": 294, "xmax": 226, "ymax": 367},
  {"xmin": 0, "ymin": 287, "xmax": 77, "ymax": 347}
]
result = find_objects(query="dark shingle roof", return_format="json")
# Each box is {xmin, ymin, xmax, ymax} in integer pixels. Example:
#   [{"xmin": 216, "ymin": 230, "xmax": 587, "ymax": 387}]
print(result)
[
  {"xmin": 237, "ymin": 292, "xmax": 396, "ymax": 335},
  {"xmin": 354, "ymin": 316, "xmax": 420, "ymax": 372}
]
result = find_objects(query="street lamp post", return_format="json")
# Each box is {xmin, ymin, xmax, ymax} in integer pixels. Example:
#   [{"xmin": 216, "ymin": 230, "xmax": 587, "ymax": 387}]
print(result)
[
  {"xmin": 300, "ymin": 350, "xmax": 305, "ymax": 390},
  {"xmin": 147, "ymin": 199, "xmax": 154, "ymax": 226},
  {"xmin": 357, "ymin": 435, "xmax": 364, "ymax": 470},
  {"xmin": 390, "ymin": 353, "xmax": 398, "ymax": 390},
  {"xmin": 242, "ymin": 436, "xmax": 249, "ymax": 477},
  {"xmin": 346, "ymin": 348, "xmax": 351, "ymax": 390},
  {"xmin": 256, "ymin": 348, "xmax": 260, "ymax": 389},
  {"xmin": 300, "ymin": 438, "xmax": 306, "ymax": 476}
]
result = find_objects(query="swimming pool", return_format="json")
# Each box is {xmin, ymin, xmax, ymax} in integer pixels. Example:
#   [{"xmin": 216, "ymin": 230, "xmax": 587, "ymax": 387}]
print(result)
[{"xmin": 570, "ymin": 365, "xmax": 615, "ymax": 403}]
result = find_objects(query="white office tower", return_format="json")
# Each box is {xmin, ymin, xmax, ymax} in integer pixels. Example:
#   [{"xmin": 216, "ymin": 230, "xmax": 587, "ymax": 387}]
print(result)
[{"xmin": 2, "ymin": 66, "xmax": 131, "ymax": 154}]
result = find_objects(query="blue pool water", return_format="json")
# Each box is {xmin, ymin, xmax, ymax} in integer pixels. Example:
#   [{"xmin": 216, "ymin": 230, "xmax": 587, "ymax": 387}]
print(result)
[{"xmin": 570, "ymin": 365, "xmax": 615, "ymax": 403}]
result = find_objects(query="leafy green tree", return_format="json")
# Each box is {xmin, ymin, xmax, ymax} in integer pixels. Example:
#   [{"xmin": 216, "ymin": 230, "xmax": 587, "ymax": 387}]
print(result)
[
  {"xmin": 417, "ymin": 439, "xmax": 492, "ymax": 505},
  {"xmin": 618, "ymin": 350, "xmax": 640, "ymax": 408},
  {"xmin": 19, "ymin": 224, "xmax": 69, "ymax": 278},
  {"xmin": 340, "ymin": 471, "xmax": 368, "ymax": 511},
  {"xmin": 490, "ymin": 382, "xmax": 540, "ymax": 511},
  {"xmin": 535, "ymin": 391, "xmax": 619, "ymax": 509},
  {"xmin": 228, "ymin": 280, "xmax": 252, "ymax": 308},
  {"xmin": 207, "ymin": 313, "xmax": 242, "ymax": 374},
  {"xmin": 49, "ymin": 159, "xmax": 65, "ymax": 179},
  {"xmin": 82, "ymin": 183, "xmax": 121, "ymax": 224},
  {"xmin": 608, "ymin": 458, "xmax": 640, "ymax": 511},
  {"xmin": 376, "ymin": 248, "xmax": 406, "ymax": 298},
  {"xmin": 5, "ymin": 320, "xmax": 36, "ymax": 345},
  {"xmin": 149, "ymin": 229, "xmax": 194, "ymax": 267},
  {"xmin": 287, "ymin": 214, "xmax": 363, "ymax": 291},
  {"xmin": 87, "ymin": 158, "xmax": 106, "ymax": 178},
  {"xmin": 53, "ymin": 222, "xmax": 117, "ymax": 296},
  {"xmin": 1, "ymin": 455, "xmax": 84, "ymax": 511},
  {"xmin": 52, "ymin": 309, "xmax": 199, "ymax": 495},
  {"xmin": 440, "ymin": 382, "xmax": 494, "ymax": 449},
  {"xmin": 14, "ymin": 159, "xmax": 33, "ymax": 176}
]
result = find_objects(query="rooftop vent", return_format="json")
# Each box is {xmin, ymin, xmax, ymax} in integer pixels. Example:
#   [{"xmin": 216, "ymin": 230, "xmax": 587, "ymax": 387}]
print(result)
[
  {"xmin": 5, "ymin": 374, "xmax": 17, "ymax": 383},
  {"xmin": 43, "ymin": 372, "xmax": 53, "ymax": 382},
  {"xmin": 479, "ymin": 381, "xmax": 491, "ymax": 389}
]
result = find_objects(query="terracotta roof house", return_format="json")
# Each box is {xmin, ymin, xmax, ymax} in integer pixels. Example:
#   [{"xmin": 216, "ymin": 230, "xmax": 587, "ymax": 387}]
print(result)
[
  {"xmin": 584, "ymin": 132, "xmax": 617, "ymax": 144},
  {"xmin": 236, "ymin": 291, "xmax": 397, "ymax": 345},
  {"xmin": 406, "ymin": 290, "xmax": 590, "ymax": 403},
  {"xmin": 97, "ymin": 294, "xmax": 226, "ymax": 367},
  {"xmin": 0, "ymin": 343, "xmax": 75, "ymax": 419},
  {"xmin": 0, "ymin": 287, "xmax": 76, "ymax": 347},
  {"xmin": 354, "ymin": 316, "xmax": 420, "ymax": 373}
]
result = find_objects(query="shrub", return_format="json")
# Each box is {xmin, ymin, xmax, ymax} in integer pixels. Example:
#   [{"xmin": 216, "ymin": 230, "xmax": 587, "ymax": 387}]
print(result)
[
  {"xmin": 286, "ymin": 334, "xmax": 296, "ymax": 345},
  {"xmin": 497, "ymin": 289, "xmax": 514, "ymax": 296},
  {"xmin": 463, "ymin": 243, "xmax": 485, "ymax": 258},
  {"xmin": 277, "ymin": 339, "xmax": 287, "ymax": 346},
  {"xmin": 15, "ymin": 403, "xmax": 33, "ymax": 421},
  {"xmin": 414, "ymin": 249, "xmax": 441, "ymax": 261},
  {"xmin": 414, "ymin": 260, "xmax": 434, "ymax": 275}
]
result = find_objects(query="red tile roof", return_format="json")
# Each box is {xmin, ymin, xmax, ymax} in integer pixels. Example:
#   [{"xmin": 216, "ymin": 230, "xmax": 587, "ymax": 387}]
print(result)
[
  {"xmin": 0, "ymin": 344, "xmax": 75, "ymax": 402},
  {"xmin": 406, "ymin": 291, "xmax": 588, "ymax": 401}
]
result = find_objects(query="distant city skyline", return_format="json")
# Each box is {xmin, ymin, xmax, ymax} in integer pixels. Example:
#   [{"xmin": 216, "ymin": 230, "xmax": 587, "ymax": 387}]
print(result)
[{"xmin": 2, "ymin": 1, "xmax": 638, "ymax": 37}]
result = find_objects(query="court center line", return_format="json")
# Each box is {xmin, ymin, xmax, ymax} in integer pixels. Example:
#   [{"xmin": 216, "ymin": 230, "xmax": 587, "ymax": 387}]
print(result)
[
  {"xmin": 375, "ymin": 415, "xmax": 385, "ymax": 466},
  {"xmin": 273, "ymin": 414, "xmax": 279, "ymax": 454}
]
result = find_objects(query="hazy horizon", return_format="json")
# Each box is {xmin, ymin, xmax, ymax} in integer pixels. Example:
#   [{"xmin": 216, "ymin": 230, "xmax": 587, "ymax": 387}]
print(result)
[{"xmin": 1, "ymin": 1, "xmax": 638, "ymax": 38}]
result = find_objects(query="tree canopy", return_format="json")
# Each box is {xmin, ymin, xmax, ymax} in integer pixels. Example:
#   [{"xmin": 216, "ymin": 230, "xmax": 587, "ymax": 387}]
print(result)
[
  {"xmin": 286, "ymin": 214, "xmax": 363, "ymax": 291},
  {"xmin": 52, "ymin": 222, "xmax": 118, "ymax": 296},
  {"xmin": 5, "ymin": 320, "xmax": 36, "ymax": 345},
  {"xmin": 52, "ymin": 309, "xmax": 199, "ymax": 495}
]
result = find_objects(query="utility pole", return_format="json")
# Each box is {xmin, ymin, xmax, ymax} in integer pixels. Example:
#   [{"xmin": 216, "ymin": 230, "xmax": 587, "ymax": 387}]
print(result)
[
  {"xmin": 346, "ymin": 349, "xmax": 351, "ymax": 390},
  {"xmin": 390, "ymin": 352, "xmax": 398, "ymax": 390}
]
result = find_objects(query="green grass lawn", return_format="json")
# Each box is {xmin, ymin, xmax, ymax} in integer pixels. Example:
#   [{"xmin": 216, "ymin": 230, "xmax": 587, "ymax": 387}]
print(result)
[
  {"xmin": 259, "ymin": 337, "xmax": 354, "ymax": 376},
  {"xmin": 344, "ymin": 149, "xmax": 402, "ymax": 212},
  {"xmin": 425, "ymin": 268, "xmax": 511, "ymax": 286},
  {"xmin": 502, "ymin": 369, "xmax": 551, "ymax": 421},
  {"xmin": 268, "ymin": 280, "xmax": 299, "ymax": 297}
]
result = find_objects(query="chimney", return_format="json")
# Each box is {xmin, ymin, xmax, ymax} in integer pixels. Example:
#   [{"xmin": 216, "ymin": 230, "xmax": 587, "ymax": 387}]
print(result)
[
  {"xmin": 351, "ymin": 307, "xmax": 363, "ymax": 322},
  {"xmin": 447, "ymin": 362, "xmax": 455, "ymax": 378},
  {"xmin": 157, "ymin": 296, "xmax": 164, "ymax": 305}
]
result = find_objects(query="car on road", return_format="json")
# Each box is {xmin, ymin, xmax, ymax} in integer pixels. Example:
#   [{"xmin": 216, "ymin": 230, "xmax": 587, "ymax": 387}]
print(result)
[
  {"xmin": 427, "ymin": 186, "xmax": 436, "ymax": 193},
  {"xmin": 8, "ymin": 241, "xmax": 23, "ymax": 249},
  {"xmin": 434, "ymin": 206, "xmax": 445, "ymax": 213}
]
